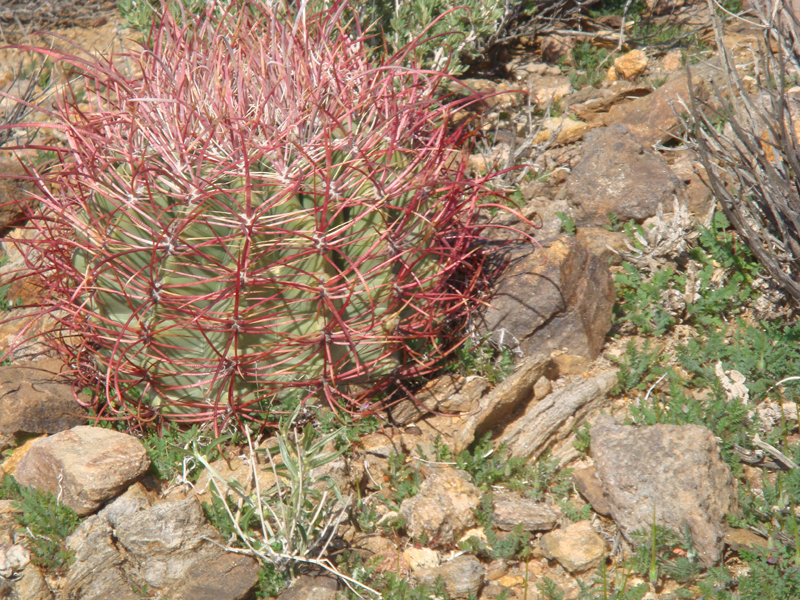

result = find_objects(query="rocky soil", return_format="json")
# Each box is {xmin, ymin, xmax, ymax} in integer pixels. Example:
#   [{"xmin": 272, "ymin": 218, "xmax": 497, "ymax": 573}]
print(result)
[{"xmin": 0, "ymin": 1, "xmax": 794, "ymax": 599}]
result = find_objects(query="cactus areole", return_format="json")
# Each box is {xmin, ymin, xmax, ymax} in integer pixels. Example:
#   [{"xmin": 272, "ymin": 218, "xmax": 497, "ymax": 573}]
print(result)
[{"xmin": 4, "ymin": 0, "xmax": 524, "ymax": 430}]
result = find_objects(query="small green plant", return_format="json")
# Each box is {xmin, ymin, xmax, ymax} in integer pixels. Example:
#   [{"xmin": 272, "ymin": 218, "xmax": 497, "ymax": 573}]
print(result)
[
  {"xmin": 610, "ymin": 340, "xmax": 665, "ymax": 396},
  {"xmin": 0, "ymin": 475, "xmax": 81, "ymax": 573},
  {"xmin": 460, "ymin": 523, "xmax": 531, "ymax": 560},
  {"xmin": 573, "ymin": 421, "xmax": 592, "ymax": 455},
  {"xmin": 556, "ymin": 211, "xmax": 576, "ymax": 235},
  {"xmin": 626, "ymin": 522, "xmax": 700, "ymax": 590},
  {"xmin": 562, "ymin": 41, "xmax": 610, "ymax": 89},
  {"xmin": 449, "ymin": 337, "xmax": 517, "ymax": 385},
  {"xmin": 379, "ymin": 451, "xmax": 423, "ymax": 509},
  {"xmin": 582, "ymin": 562, "xmax": 648, "ymax": 600}
]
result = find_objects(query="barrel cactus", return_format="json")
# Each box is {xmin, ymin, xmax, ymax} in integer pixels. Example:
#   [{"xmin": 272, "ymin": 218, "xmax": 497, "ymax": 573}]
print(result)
[{"xmin": 5, "ymin": 0, "xmax": 517, "ymax": 430}]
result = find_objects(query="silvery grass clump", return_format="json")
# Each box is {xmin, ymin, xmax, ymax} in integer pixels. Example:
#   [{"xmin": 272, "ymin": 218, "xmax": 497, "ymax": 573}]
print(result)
[{"xmin": 0, "ymin": 0, "xmax": 526, "ymax": 432}]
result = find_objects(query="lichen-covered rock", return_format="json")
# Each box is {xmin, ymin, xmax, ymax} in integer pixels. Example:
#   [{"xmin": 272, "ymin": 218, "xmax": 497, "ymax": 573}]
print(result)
[
  {"xmin": 591, "ymin": 415, "xmax": 739, "ymax": 566},
  {"xmin": 565, "ymin": 125, "xmax": 686, "ymax": 227},
  {"xmin": 63, "ymin": 493, "xmax": 259, "ymax": 600}
]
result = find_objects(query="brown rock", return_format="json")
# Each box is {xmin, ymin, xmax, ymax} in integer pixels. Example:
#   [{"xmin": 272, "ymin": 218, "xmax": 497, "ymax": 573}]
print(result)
[
  {"xmin": 485, "ymin": 558, "xmax": 509, "ymax": 581},
  {"xmin": 724, "ymin": 528, "xmax": 768, "ymax": 552},
  {"xmin": 572, "ymin": 466, "xmax": 611, "ymax": 516},
  {"xmin": 606, "ymin": 73, "xmax": 709, "ymax": 147},
  {"xmin": 481, "ymin": 237, "xmax": 614, "ymax": 360},
  {"xmin": 0, "ymin": 359, "xmax": 87, "ymax": 436},
  {"xmin": 540, "ymin": 521, "xmax": 607, "ymax": 573},
  {"xmin": 492, "ymin": 491, "xmax": 561, "ymax": 532},
  {"xmin": 277, "ymin": 573, "xmax": 339, "ymax": 600},
  {"xmin": 575, "ymin": 227, "xmax": 630, "ymax": 264},
  {"xmin": 398, "ymin": 467, "xmax": 481, "ymax": 546},
  {"xmin": 415, "ymin": 554, "xmax": 485, "ymax": 599},
  {"xmin": 359, "ymin": 535, "xmax": 409, "ymax": 575},
  {"xmin": 614, "ymin": 50, "xmax": 648, "ymax": 80},
  {"xmin": 591, "ymin": 415, "xmax": 739, "ymax": 566},
  {"xmin": 0, "ymin": 308, "xmax": 57, "ymax": 361},
  {"xmin": 390, "ymin": 373, "xmax": 489, "ymax": 426},
  {"xmin": 540, "ymin": 35, "xmax": 576, "ymax": 64},
  {"xmin": 646, "ymin": 0, "xmax": 689, "ymax": 15},
  {"xmin": 565, "ymin": 125, "xmax": 686, "ymax": 226},
  {"xmin": 0, "ymin": 500, "xmax": 17, "ymax": 545},
  {"xmin": 14, "ymin": 426, "xmax": 149, "ymax": 516},
  {"xmin": 0, "ymin": 159, "xmax": 34, "ymax": 231}
]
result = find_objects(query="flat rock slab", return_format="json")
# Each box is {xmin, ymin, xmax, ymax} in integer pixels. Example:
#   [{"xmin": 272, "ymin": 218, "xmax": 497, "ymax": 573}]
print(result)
[
  {"xmin": 480, "ymin": 237, "xmax": 614, "ymax": 360},
  {"xmin": 540, "ymin": 520, "xmax": 607, "ymax": 573},
  {"xmin": 399, "ymin": 467, "xmax": 481, "ymax": 546},
  {"xmin": 64, "ymin": 493, "xmax": 259, "ymax": 600},
  {"xmin": 498, "ymin": 370, "xmax": 617, "ymax": 460},
  {"xmin": 591, "ymin": 415, "xmax": 739, "ymax": 566},
  {"xmin": 414, "ymin": 554, "xmax": 485, "ymax": 599},
  {"xmin": 14, "ymin": 426, "xmax": 149, "ymax": 516},
  {"xmin": 492, "ymin": 491, "xmax": 561, "ymax": 532},
  {"xmin": 564, "ymin": 124, "xmax": 686, "ymax": 227},
  {"xmin": 0, "ymin": 360, "xmax": 87, "ymax": 436}
]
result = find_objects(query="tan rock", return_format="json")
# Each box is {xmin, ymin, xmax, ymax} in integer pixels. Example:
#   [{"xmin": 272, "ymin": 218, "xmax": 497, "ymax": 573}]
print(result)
[
  {"xmin": 1, "ymin": 434, "xmax": 46, "ymax": 477},
  {"xmin": 492, "ymin": 491, "xmax": 561, "ymax": 532},
  {"xmin": 575, "ymin": 227, "xmax": 630, "ymax": 265},
  {"xmin": 403, "ymin": 546, "xmax": 440, "ymax": 571},
  {"xmin": 663, "ymin": 50, "xmax": 683, "ymax": 71},
  {"xmin": 398, "ymin": 467, "xmax": 481, "ymax": 546},
  {"xmin": 14, "ymin": 426, "xmax": 149, "ymax": 516},
  {"xmin": 194, "ymin": 454, "xmax": 280, "ymax": 506},
  {"xmin": 540, "ymin": 521, "xmax": 607, "ymax": 573},
  {"xmin": 552, "ymin": 354, "xmax": 590, "ymax": 377},
  {"xmin": 724, "ymin": 528, "xmax": 768, "ymax": 552},
  {"xmin": 592, "ymin": 415, "xmax": 739, "ymax": 566},
  {"xmin": 614, "ymin": 50, "xmax": 648, "ymax": 80},
  {"xmin": 499, "ymin": 371, "xmax": 617, "ymax": 460},
  {"xmin": 359, "ymin": 535, "xmax": 409, "ymax": 575},
  {"xmin": 529, "ymin": 75, "xmax": 573, "ymax": 105},
  {"xmin": 533, "ymin": 116, "xmax": 591, "ymax": 146}
]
